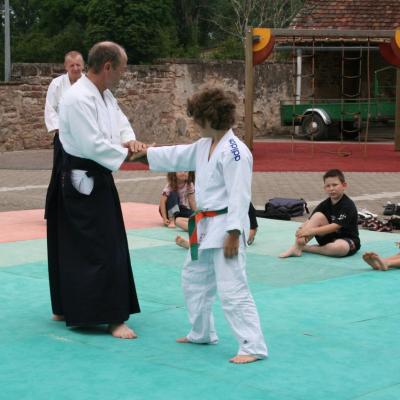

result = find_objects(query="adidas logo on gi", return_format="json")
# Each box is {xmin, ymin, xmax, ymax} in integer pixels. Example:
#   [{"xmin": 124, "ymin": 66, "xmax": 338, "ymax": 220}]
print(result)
[{"xmin": 229, "ymin": 139, "xmax": 241, "ymax": 161}]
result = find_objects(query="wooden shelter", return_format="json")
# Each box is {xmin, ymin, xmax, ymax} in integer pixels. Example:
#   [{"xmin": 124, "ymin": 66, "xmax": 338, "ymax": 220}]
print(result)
[{"xmin": 244, "ymin": 0, "xmax": 400, "ymax": 151}]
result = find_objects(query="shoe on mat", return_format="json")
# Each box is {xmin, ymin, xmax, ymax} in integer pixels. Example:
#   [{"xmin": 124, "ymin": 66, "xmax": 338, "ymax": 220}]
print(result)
[{"xmin": 358, "ymin": 209, "xmax": 377, "ymax": 219}]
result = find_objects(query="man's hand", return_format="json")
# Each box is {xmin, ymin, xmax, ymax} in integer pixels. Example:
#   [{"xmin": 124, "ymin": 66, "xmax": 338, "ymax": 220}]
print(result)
[
  {"xmin": 123, "ymin": 140, "xmax": 147, "ymax": 153},
  {"xmin": 125, "ymin": 141, "xmax": 156, "ymax": 163},
  {"xmin": 224, "ymin": 230, "xmax": 240, "ymax": 258}
]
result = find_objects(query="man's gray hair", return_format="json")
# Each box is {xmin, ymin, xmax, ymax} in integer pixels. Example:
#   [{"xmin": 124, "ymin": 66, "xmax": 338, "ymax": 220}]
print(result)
[
  {"xmin": 64, "ymin": 51, "xmax": 84, "ymax": 63},
  {"xmin": 87, "ymin": 41, "xmax": 125, "ymax": 73}
]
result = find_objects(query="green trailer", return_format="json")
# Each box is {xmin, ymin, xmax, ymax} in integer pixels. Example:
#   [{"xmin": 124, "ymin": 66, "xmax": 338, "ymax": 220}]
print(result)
[{"xmin": 280, "ymin": 67, "xmax": 396, "ymax": 140}]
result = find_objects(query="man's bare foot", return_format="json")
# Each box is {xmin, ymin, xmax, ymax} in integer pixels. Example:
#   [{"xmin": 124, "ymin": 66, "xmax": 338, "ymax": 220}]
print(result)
[
  {"xmin": 279, "ymin": 246, "xmax": 302, "ymax": 258},
  {"xmin": 168, "ymin": 222, "xmax": 176, "ymax": 228},
  {"xmin": 229, "ymin": 355, "xmax": 259, "ymax": 364},
  {"xmin": 362, "ymin": 252, "xmax": 389, "ymax": 271},
  {"xmin": 176, "ymin": 336, "xmax": 190, "ymax": 343},
  {"xmin": 109, "ymin": 323, "xmax": 137, "ymax": 339},
  {"xmin": 52, "ymin": 314, "xmax": 65, "ymax": 321},
  {"xmin": 176, "ymin": 235, "xmax": 189, "ymax": 249}
]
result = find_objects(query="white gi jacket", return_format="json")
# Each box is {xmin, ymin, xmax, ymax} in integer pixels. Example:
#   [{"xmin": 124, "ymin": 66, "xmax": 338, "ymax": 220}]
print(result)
[
  {"xmin": 59, "ymin": 75, "xmax": 135, "ymax": 172},
  {"xmin": 147, "ymin": 129, "xmax": 252, "ymax": 249},
  {"xmin": 44, "ymin": 74, "xmax": 72, "ymax": 132}
]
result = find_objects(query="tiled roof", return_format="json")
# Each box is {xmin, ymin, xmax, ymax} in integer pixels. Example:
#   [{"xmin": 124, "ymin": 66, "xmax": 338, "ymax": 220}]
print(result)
[{"xmin": 291, "ymin": 0, "xmax": 400, "ymax": 30}]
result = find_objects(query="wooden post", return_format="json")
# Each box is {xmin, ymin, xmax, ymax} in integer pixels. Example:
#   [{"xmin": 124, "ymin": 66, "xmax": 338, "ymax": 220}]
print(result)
[
  {"xmin": 395, "ymin": 68, "xmax": 400, "ymax": 151},
  {"xmin": 244, "ymin": 27, "xmax": 254, "ymax": 151},
  {"xmin": 4, "ymin": 0, "xmax": 11, "ymax": 81}
]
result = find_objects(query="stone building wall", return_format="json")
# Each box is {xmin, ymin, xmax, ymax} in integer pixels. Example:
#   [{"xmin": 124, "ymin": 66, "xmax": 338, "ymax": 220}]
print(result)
[{"xmin": 0, "ymin": 60, "xmax": 293, "ymax": 151}]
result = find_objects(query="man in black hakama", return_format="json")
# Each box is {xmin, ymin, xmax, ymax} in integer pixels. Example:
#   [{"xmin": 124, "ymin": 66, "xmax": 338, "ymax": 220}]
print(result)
[{"xmin": 47, "ymin": 41, "xmax": 145, "ymax": 339}]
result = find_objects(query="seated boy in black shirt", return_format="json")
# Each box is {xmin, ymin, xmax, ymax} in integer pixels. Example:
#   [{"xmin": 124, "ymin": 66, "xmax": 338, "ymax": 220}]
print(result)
[{"xmin": 280, "ymin": 169, "xmax": 360, "ymax": 258}]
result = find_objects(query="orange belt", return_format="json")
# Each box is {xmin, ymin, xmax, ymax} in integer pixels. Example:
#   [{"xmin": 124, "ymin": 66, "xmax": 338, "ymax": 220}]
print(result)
[{"xmin": 188, "ymin": 207, "xmax": 228, "ymax": 260}]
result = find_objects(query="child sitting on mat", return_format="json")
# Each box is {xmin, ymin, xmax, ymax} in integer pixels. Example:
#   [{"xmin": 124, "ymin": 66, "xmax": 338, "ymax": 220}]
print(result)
[
  {"xmin": 280, "ymin": 169, "xmax": 360, "ymax": 258},
  {"xmin": 159, "ymin": 171, "xmax": 196, "ymax": 230}
]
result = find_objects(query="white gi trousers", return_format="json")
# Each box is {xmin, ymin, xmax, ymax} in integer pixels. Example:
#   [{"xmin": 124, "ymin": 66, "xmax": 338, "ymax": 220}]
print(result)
[{"xmin": 182, "ymin": 243, "xmax": 268, "ymax": 358}]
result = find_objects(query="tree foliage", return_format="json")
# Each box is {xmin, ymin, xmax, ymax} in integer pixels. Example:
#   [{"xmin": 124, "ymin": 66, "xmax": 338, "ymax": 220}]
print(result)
[{"xmin": 1, "ymin": 0, "xmax": 305, "ymax": 73}]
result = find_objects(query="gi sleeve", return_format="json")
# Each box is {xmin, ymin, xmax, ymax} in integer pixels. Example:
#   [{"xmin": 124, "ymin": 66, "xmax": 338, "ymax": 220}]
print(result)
[
  {"xmin": 222, "ymin": 145, "xmax": 252, "ymax": 233},
  {"xmin": 62, "ymin": 99, "xmax": 128, "ymax": 172},
  {"xmin": 117, "ymin": 105, "xmax": 136, "ymax": 144},
  {"xmin": 44, "ymin": 80, "xmax": 60, "ymax": 132},
  {"xmin": 147, "ymin": 143, "xmax": 197, "ymax": 172}
]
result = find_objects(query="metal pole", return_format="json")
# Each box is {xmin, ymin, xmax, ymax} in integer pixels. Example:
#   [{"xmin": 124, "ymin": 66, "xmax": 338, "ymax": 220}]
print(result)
[
  {"xmin": 296, "ymin": 49, "xmax": 302, "ymax": 104},
  {"xmin": 395, "ymin": 68, "xmax": 400, "ymax": 151},
  {"xmin": 295, "ymin": 48, "xmax": 302, "ymax": 135},
  {"xmin": 244, "ymin": 27, "xmax": 254, "ymax": 151},
  {"xmin": 4, "ymin": 0, "xmax": 11, "ymax": 81},
  {"xmin": 275, "ymin": 45, "xmax": 380, "ymax": 52},
  {"xmin": 271, "ymin": 28, "xmax": 394, "ymax": 39}
]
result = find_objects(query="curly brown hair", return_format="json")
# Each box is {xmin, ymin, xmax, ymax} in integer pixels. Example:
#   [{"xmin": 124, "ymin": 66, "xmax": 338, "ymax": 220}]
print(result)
[
  {"xmin": 187, "ymin": 87, "xmax": 236, "ymax": 130},
  {"xmin": 167, "ymin": 171, "xmax": 195, "ymax": 192}
]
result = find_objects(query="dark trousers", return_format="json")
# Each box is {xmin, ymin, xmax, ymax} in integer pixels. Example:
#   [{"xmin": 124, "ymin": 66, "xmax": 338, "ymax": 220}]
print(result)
[
  {"xmin": 249, "ymin": 202, "xmax": 258, "ymax": 230},
  {"xmin": 165, "ymin": 191, "xmax": 193, "ymax": 219},
  {"xmin": 44, "ymin": 132, "xmax": 62, "ymax": 219},
  {"xmin": 46, "ymin": 150, "xmax": 140, "ymax": 326}
]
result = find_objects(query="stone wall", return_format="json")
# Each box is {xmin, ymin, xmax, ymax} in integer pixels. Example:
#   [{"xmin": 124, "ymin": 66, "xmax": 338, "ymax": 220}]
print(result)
[{"xmin": 0, "ymin": 60, "xmax": 293, "ymax": 151}]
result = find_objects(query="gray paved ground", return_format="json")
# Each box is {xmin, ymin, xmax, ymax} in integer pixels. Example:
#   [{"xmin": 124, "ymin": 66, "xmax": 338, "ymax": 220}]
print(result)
[{"xmin": 1, "ymin": 148, "xmax": 400, "ymax": 224}]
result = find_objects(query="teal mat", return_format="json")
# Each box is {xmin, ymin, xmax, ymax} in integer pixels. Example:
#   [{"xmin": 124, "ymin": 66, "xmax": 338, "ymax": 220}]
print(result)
[{"xmin": 1, "ymin": 219, "xmax": 400, "ymax": 400}]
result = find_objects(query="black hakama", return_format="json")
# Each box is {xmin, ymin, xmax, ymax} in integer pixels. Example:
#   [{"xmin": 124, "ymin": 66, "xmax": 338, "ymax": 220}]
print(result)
[
  {"xmin": 46, "ymin": 151, "xmax": 140, "ymax": 326},
  {"xmin": 44, "ymin": 132, "xmax": 62, "ymax": 219}
]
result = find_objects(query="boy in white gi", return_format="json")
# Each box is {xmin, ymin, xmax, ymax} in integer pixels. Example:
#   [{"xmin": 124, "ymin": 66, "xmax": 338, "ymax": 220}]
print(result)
[{"xmin": 134, "ymin": 87, "xmax": 268, "ymax": 363}]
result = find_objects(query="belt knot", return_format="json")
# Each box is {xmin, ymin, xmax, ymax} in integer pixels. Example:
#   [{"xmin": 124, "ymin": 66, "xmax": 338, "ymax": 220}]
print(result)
[{"xmin": 188, "ymin": 207, "xmax": 228, "ymax": 260}]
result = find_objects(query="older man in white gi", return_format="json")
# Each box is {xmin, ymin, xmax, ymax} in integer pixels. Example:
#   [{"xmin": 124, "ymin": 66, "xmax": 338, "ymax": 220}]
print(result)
[
  {"xmin": 44, "ymin": 51, "xmax": 84, "ymax": 218},
  {"xmin": 44, "ymin": 51, "xmax": 84, "ymax": 132},
  {"xmin": 47, "ymin": 41, "xmax": 144, "ymax": 339}
]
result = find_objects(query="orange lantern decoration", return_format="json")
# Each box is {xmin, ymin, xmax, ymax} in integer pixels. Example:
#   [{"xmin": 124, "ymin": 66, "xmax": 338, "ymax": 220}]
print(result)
[
  {"xmin": 253, "ymin": 28, "xmax": 275, "ymax": 65},
  {"xmin": 380, "ymin": 30, "xmax": 400, "ymax": 67},
  {"xmin": 390, "ymin": 29, "xmax": 400, "ymax": 59}
]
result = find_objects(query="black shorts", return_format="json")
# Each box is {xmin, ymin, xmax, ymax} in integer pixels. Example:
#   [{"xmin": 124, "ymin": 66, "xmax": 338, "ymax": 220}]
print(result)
[
  {"xmin": 315, "ymin": 234, "xmax": 359, "ymax": 256},
  {"xmin": 175, "ymin": 206, "xmax": 193, "ymax": 219}
]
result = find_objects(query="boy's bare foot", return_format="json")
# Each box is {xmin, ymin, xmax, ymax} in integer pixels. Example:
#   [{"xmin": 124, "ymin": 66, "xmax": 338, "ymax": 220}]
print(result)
[
  {"xmin": 279, "ymin": 246, "xmax": 302, "ymax": 258},
  {"xmin": 229, "ymin": 355, "xmax": 259, "ymax": 364},
  {"xmin": 362, "ymin": 252, "xmax": 389, "ymax": 271},
  {"xmin": 109, "ymin": 323, "xmax": 137, "ymax": 339},
  {"xmin": 52, "ymin": 314, "xmax": 65, "ymax": 321},
  {"xmin": 176, "ymin": 336, "xmax": 190, "ymax": 343},
  {"xmin": 168, "ymin": 222, "xmax": 176, "ymax": 228},
  {"xmin": 176, "ymin": 235, "xmax": 189, "ymax": 249}
]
